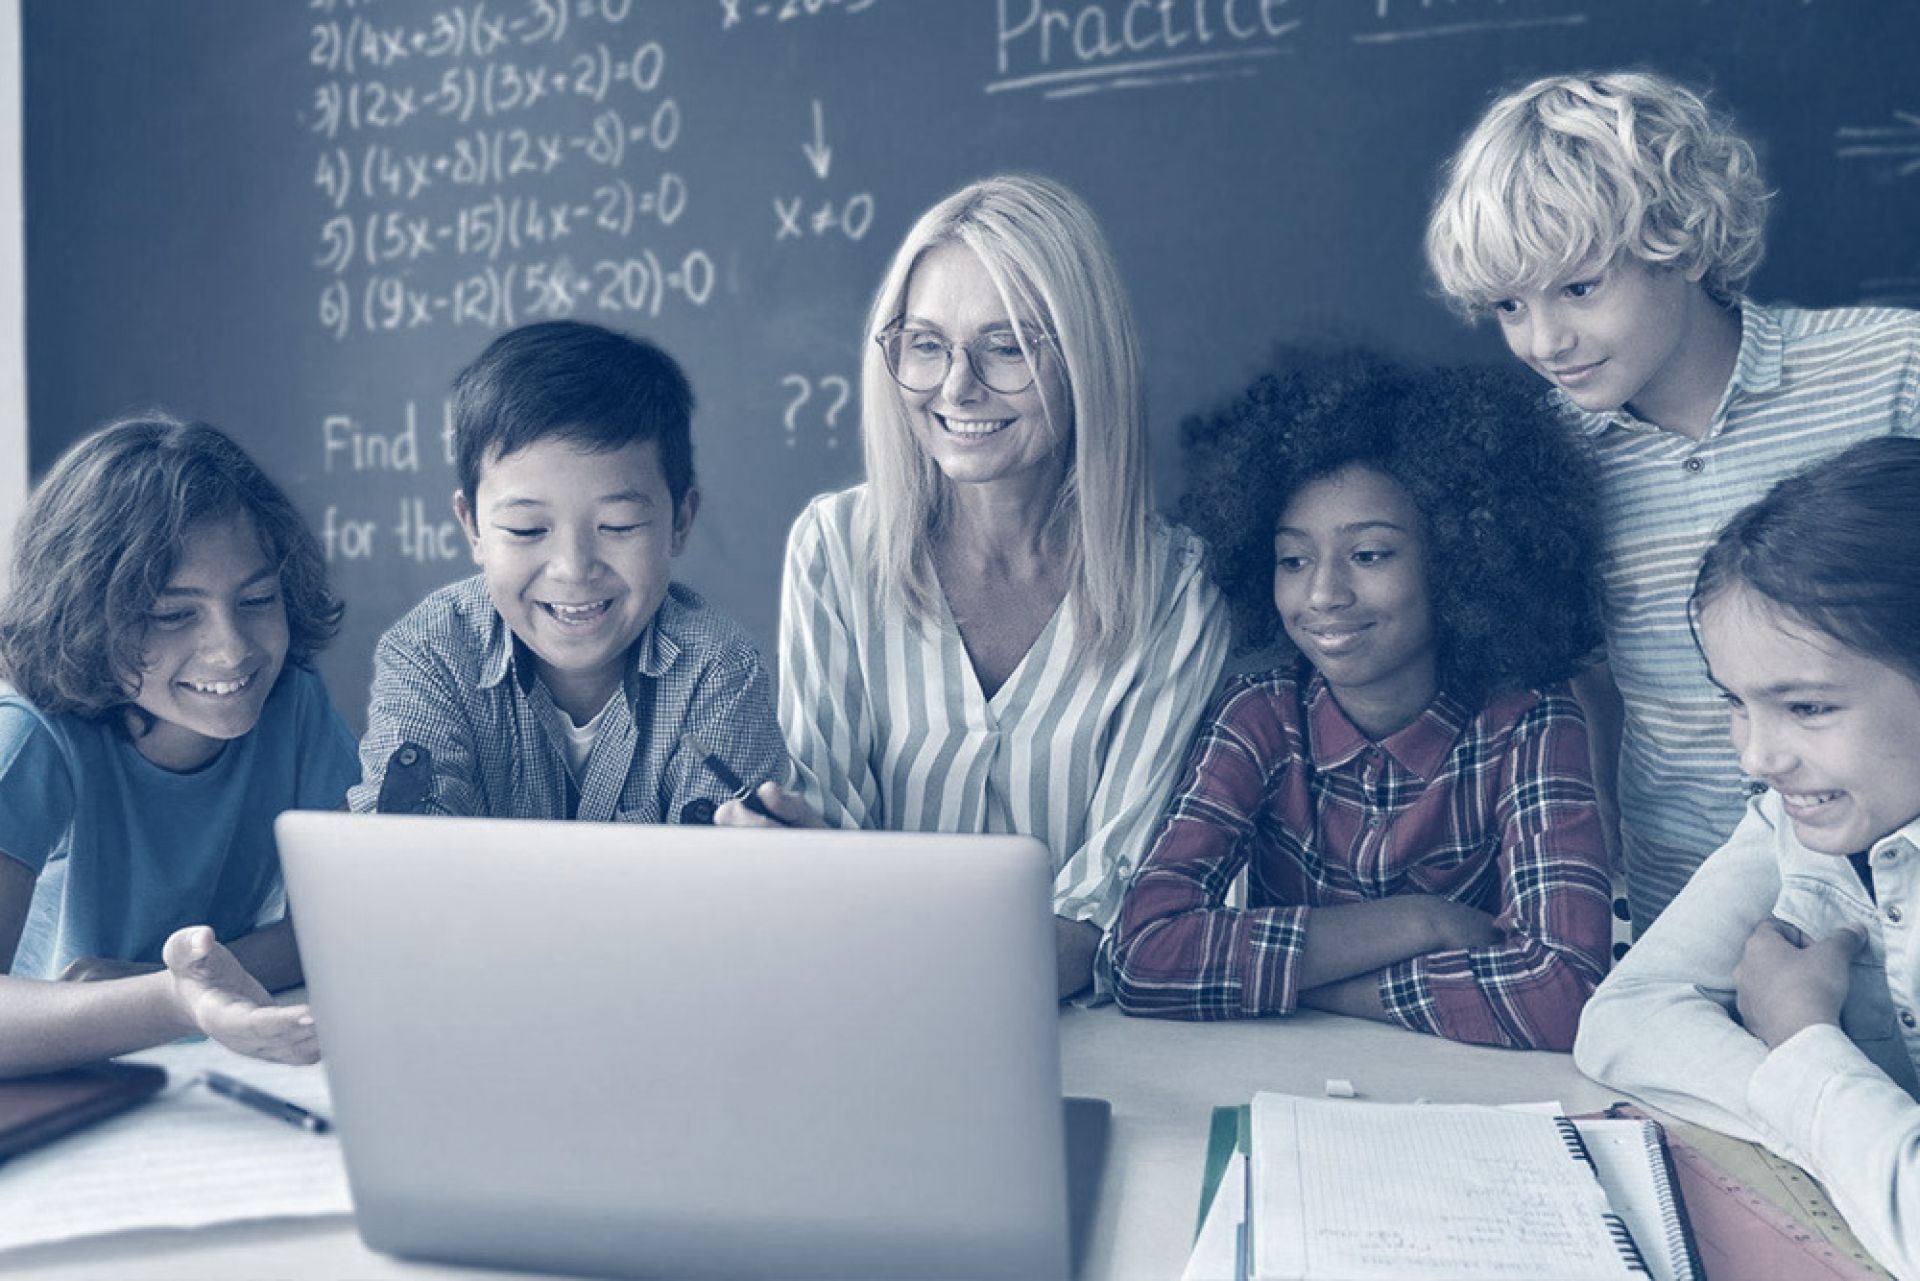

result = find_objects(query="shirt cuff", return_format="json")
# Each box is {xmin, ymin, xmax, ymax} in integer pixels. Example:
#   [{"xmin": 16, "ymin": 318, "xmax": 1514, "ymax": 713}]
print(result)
[
  {"xmin": 1380, "ymin": 955, "xmax": 1512, "ymax": 1046},
  {"xmin": 1379, "ymin": 958, "xmax": 1439, "ymax": 1034},
  {"xmin": 1746, "ymin": 1022, "xmax": 1859, "ymax": 1160},
  {"xmin": 1250, "ymin": 907, "xmax": 1310, "ymax": 1016},
  {"xmin": 1087, "ymin": 930, "xmax": 1117, "ymax": 1005}
]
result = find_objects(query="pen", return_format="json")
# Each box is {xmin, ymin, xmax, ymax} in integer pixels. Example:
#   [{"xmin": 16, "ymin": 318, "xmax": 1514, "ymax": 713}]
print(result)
[
  {"xmin": 700, "ymin": 753, "xmax": 796, "ymax": 827},
  {"xmin": 202, "ymin": 1071, "xmax": 331, "ymax": 1134}
]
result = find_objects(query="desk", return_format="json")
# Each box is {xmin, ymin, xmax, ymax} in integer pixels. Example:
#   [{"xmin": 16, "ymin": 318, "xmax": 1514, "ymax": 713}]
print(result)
[{"xmin": 3, "ymin": 1007, "xmax": 1619, "ymax": 1281}]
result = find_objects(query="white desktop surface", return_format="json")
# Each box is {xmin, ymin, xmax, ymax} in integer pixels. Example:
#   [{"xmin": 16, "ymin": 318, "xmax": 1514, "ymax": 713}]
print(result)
[{"xmin": 2, "ymin": 1005, "xmax": 1620, "ymax": 1281}]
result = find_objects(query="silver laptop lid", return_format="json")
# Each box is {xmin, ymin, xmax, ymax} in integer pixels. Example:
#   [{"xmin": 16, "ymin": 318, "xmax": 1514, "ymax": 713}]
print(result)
[{"xmin": 277, "ymin": 812, "xmax": 1069, "ymax": 1281}]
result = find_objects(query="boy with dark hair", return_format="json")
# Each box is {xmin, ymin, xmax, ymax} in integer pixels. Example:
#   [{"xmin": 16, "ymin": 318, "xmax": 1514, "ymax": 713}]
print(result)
[{"xmin": 349, "ymin": 320, "xmax": 786, "ymax": 822}]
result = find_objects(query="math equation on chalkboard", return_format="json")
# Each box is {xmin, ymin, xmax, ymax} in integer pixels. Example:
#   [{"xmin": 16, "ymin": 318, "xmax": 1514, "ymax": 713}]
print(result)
[{"xmin": 301, "ymin": 9, "xmax": 708, "ymax": 341}]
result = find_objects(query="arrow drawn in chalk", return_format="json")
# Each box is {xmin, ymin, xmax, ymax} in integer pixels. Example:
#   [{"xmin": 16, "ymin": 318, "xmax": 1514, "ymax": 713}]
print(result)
[
  {"xmin": 1836, "ymin": 110, "xmax": 1920, "ymax": 178},
  {"xmin": 803, "ymin": 99, "xmax": 832, "ymax": 182}
]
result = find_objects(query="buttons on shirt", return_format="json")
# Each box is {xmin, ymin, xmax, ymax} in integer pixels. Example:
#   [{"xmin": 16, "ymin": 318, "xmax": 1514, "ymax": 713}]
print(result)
[
  {"xmin": 1683, "ymin": 457, "xmax": 1704, "ymax": 473},
  {"xmin": 1904, "ymin": 1010, "xmax": 1918, "ymax": 1031},
  {"xmin": 1888, "ymin": 904, "xmax": 1904, "ymax": 924},
  {"xmin": 1746, "ymin": 781, "xmax": 1768, "ymax": 796}
]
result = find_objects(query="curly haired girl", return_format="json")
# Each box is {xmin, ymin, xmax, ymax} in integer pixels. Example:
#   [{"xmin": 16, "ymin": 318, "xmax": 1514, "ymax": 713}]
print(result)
[{"xmin": 1112, "ymin": 350, "xmax": 1611, "ymax": 1050}]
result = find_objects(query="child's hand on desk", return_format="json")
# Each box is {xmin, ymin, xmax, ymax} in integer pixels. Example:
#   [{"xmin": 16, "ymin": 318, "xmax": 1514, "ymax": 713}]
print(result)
[
  {"xmin": 58, "ymin": 955, "xmax": 163, "ymax": 982},
  {"xmin": 1734, "ymin": 918, "xmax": 1865, "ymax": 1049},
  {"xmin": 163, "ymin": 926, "xmax": 321, "ymax": 1066},
  {"xmin": 714, "ymin": 782, "xmax": 827, "ymax": 829}
]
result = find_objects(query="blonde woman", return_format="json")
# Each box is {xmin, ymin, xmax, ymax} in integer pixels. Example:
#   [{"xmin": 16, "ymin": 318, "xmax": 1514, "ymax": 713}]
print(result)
[{"xmin": 721, "ymin": 175, "xmax": 1229, "ymax": 998}]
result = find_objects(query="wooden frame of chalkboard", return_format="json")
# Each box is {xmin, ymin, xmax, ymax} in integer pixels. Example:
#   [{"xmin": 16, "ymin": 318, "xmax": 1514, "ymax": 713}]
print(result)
[
  {"xmin": 0, "ymin": 0, "xmax": 25, "ymax": 556},
  {"xmin": 23, "ymin": 1, "xmax": 1920, "ymax": 730}
]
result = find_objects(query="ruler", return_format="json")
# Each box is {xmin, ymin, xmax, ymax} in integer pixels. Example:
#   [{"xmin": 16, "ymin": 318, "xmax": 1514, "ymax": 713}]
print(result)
[{"xmin": 1661, "ymin": 1118, "xmax": 1890, "ymax": 1280}]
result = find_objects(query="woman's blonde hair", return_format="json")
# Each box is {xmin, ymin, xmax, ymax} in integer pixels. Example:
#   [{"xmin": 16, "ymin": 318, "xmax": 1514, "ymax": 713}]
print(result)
[
  {"xmin": 1425, "ymin": 70, "xmax": 1770, "ymax": 315},
  {"xmin": 860, "ymin": 173, "xmax": 1152, "ymax": 655}
]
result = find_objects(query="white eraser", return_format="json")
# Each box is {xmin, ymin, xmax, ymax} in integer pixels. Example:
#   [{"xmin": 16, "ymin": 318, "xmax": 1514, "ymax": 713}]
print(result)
[{"xmin": 1325, "ymin": 1078, "xmax": 1357, "ymax": 1098}]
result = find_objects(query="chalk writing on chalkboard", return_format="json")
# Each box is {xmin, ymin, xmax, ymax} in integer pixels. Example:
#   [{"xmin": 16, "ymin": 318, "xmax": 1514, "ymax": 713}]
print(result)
[
  {"xmin": 303, "ymin": 2, "xmax": 721, "ymax": 348},
  {"xmin": 985, "ymin": 1, "xmax": 1610, "ymax": 100},
  {"xmin": 989, "ymin": 0, "xmax": 1300, "ymax": 100},
  {"xmin": 298, "ymin": 0, "xmax": 881, "ymax": 572},
  {"xmin": 1837, "ymin": 109, "xmax": 1920, "ymax": 179},
  {"xmin": 719, "ymin": 0, "xmax": 878, "ymax": 32},
  {"xmin": 781, "ymin": 374, "xmax": 855, "ymax": 451},
  {"xmin": 1355, "ymin": 0, "xmax": 1587, "ymax": 46},
  {"xmin": 1835, "ymin": 106, "xmax": 1920, "ymax": 304},
  {"xmin": 774, "ymin": 99, "xmax": 874, "ymax": 243},
  {"xmin": 317, "ymin": 401, "xmax": 464, "ymax": 567}
]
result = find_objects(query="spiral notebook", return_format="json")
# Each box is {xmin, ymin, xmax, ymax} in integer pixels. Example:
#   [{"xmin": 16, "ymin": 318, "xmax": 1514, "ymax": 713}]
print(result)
[
  {"xmin": 1246, "ymin": 1094, "xmax": 1679, "ymax": 1281},
  {"xmin": 1573, "ymin": 1115, "xmax": 1701, "ymax": 1281}
]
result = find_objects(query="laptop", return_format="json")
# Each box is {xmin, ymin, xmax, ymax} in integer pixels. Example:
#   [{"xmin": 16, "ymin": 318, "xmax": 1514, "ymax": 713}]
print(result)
[{"xmin": 276, "ymin": 811, "xmax": 1074, "ymax": 1281}]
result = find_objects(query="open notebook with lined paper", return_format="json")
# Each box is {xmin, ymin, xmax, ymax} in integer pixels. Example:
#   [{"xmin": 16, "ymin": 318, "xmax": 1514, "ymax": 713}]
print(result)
[{"xmin": 1245, "ymin": 1094, "xmax": 1693, "ymax": 1281}]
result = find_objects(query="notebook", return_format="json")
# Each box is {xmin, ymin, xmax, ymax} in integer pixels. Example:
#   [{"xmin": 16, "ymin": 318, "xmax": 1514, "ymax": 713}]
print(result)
[
  {"xmin": 276, "ymin": 811, "xmax": 1073, "ymax": 1281},
  {"xmin": 1574, "ymin": 1116, "xmax": 1701, "ymax": 1281},
  {"xmin": 0, "ymin": 1061, "xmax": 167, "ymax": 1162},
  {"xmin": 1245, "ymin": 1093, "xmax": 1655, "ymax": 1281}
]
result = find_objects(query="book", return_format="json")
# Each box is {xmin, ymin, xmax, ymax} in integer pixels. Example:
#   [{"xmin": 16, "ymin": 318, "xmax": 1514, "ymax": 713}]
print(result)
[
  {"xmin": 1244, "ymin": 1093, "xmax": 1653, "ymax": 1281},
  {"xmin": 1182, "ymin": 1106, "xmax": 1247, "ymax": 1281},
  {"xmin": 0, "ymin": 1061, "xmax": 167, "ymax": 1162},
  {"xmin": 1196, "ymin": 1104, "xmax": 1248, "ymax": 1239}
]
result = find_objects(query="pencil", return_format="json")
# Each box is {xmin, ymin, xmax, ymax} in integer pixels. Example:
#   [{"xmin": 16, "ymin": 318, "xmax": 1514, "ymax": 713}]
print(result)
[{"xmin": 700, "ymin": 753, "xmax": 796, "ymax": 827}]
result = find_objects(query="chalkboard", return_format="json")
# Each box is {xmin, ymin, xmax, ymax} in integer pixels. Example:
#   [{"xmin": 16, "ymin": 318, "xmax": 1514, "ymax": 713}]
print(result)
[{"xmin": 24, "ymin": 0, "xmax": 1920, "ymax": 732}]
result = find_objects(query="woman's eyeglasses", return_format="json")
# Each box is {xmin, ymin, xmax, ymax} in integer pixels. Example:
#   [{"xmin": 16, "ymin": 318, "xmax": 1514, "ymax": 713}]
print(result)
[{"xmin": 874, "ymin": 322, "xmax": 1053, "ymax": 395}]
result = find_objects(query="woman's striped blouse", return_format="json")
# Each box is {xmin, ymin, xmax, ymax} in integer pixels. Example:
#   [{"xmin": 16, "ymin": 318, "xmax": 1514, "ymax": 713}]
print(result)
[{"xmin": 777, "ymin": 485, "xmax": 1231, "ymax": 932}]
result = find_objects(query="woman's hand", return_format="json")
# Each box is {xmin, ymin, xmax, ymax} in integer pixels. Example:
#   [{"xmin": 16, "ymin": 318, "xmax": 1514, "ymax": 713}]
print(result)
[
  {"xmin": 713, "ymin": 781, "xmax": 828, "ymax": 828},
  {"xmin": 1734, "ymin": 918, "xmax": 1864, "ymax": 1049},
  {"xmin": 163, "ymin": 927, "xmax": 321, "ymax": 1066}
]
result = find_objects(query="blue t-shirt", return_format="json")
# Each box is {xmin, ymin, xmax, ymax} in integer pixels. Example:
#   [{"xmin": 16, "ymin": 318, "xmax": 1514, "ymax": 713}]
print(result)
[{"xmin": 0, "ymin": 665, "xmax": 359, "ymax": 978}]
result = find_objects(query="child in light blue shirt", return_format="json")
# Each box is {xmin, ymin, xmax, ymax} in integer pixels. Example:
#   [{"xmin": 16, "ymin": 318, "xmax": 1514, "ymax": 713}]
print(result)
[{"xmin": 0, "ymin": 417, "xmax": 359, "ymax": 1076}]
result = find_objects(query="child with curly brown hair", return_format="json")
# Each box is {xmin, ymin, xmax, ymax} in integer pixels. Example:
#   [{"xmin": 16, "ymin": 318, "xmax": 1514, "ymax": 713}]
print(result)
[{"xmin": 1112, "ymin": 351, "xmax": 1611, "ymax": 1050}]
